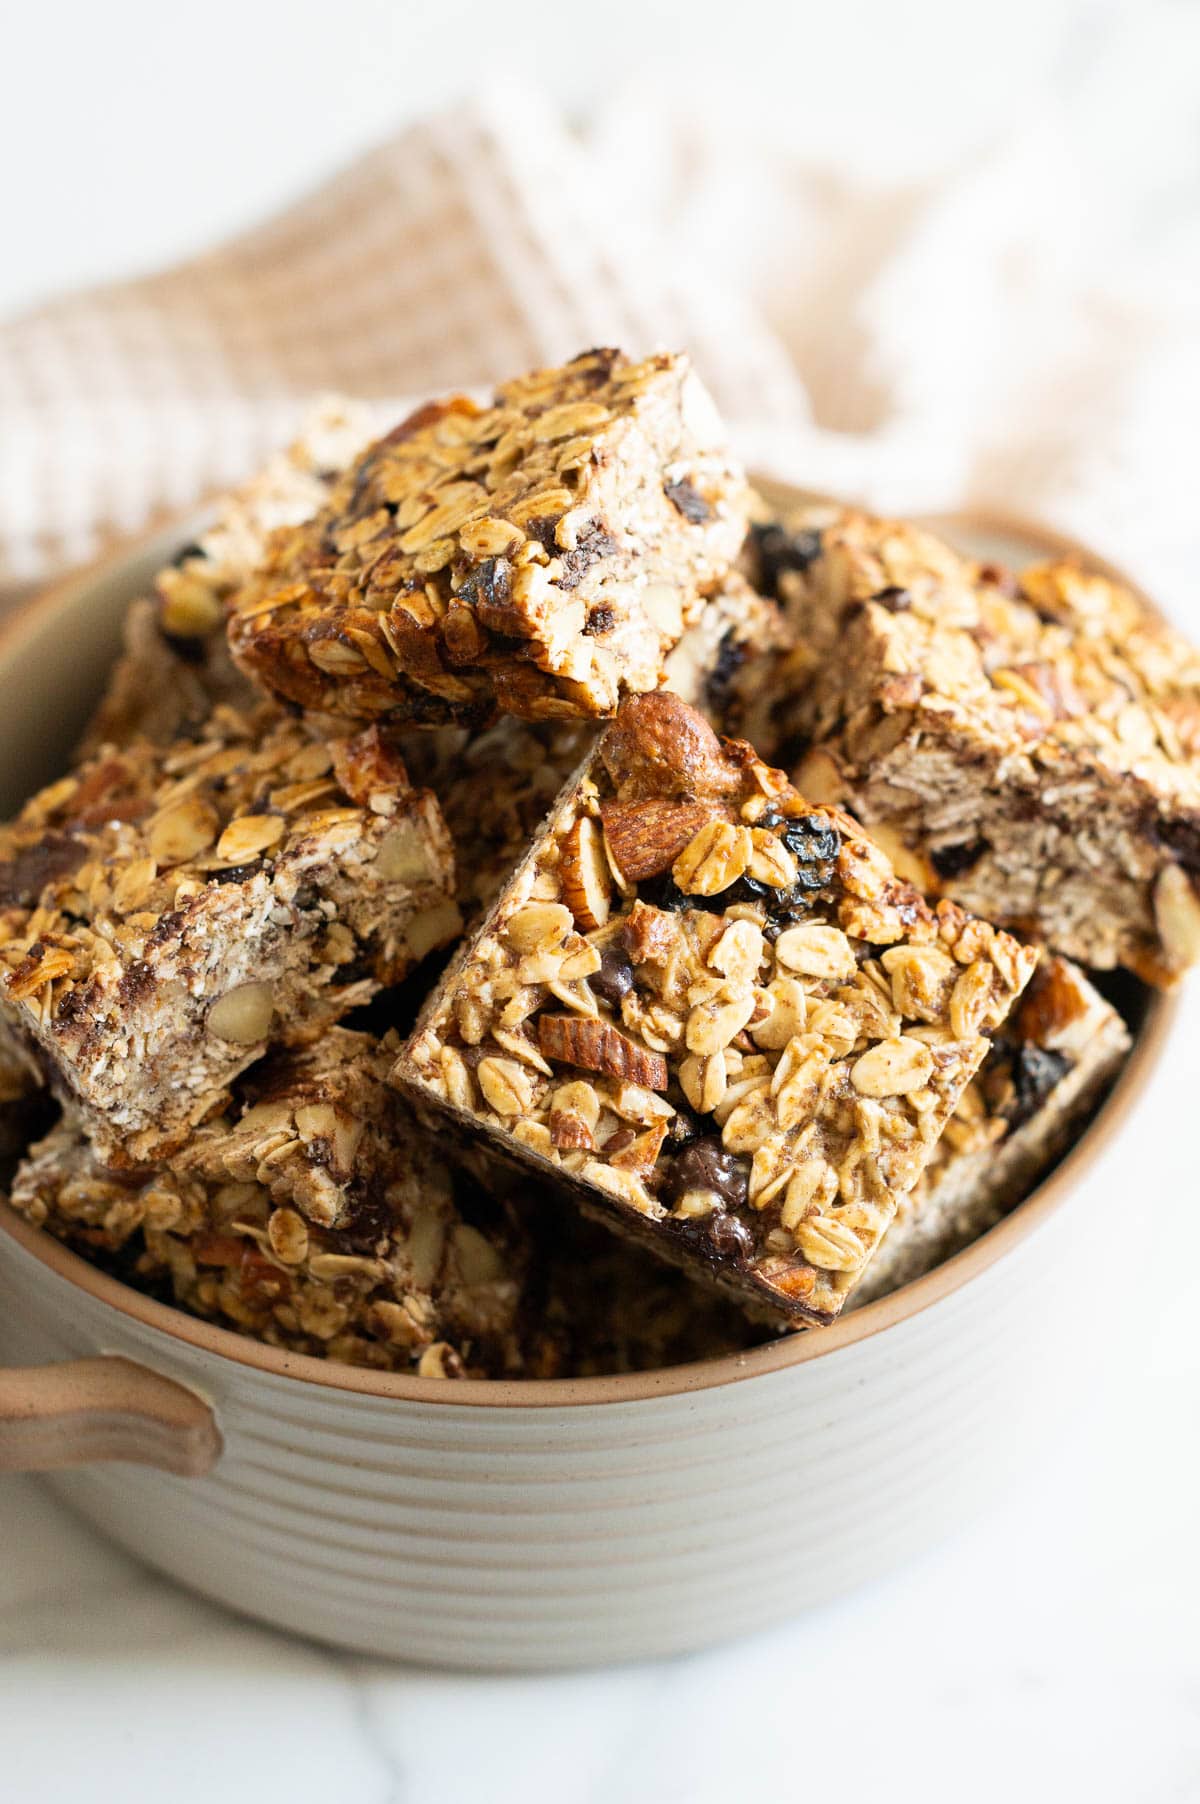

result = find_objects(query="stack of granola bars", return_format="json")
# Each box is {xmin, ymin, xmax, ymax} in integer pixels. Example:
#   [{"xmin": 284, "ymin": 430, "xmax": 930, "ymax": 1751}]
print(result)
[{"xmin": 6, "ymin": 345, "xmax": 1190, "ymax": 1377}]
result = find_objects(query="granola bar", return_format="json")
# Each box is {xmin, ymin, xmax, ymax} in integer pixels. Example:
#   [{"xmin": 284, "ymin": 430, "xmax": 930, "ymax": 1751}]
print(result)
[
  {"xmin": 227, "ymin": 350, "xmax": 750, "ymax": 726},
  {"xmin": 0, "ymin": 704, "xmax": 457, "ymax": 1164},
  {"xmin": 10, "ymin": 1030, "xmax": 528, "ymax": 1377},
  {"xmin": 851, "ymin": 956, "xmax": 1130, "ymax": 1305},
  {"xmin": 402, "ymin": 570, "xmax": 791, "ymax": 928},
  {"xmin": 764, "ymin": 506, "xmax": 1200, "ymax": 984},
  {"xmin": 396, "ymin": 691, "xmax": 1038, "ymax": 1324},
  {"xmin": 83, "ymin": 397, "xmax": 376, "ymax": 755}
]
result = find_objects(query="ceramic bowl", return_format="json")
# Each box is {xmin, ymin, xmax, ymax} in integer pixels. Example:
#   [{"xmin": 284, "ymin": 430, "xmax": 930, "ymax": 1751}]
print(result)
[{"xmin": 0, "ymin": 497, "xmax": 1175, "ymax": 1669}]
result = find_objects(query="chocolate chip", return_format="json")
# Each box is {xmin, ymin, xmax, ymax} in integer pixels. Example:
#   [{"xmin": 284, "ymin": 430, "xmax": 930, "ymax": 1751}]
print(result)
[
  {"xmin": 930, "ymin": 839, "xmax": 988, "ymax": 880},
  {"xmin": 669, "ymin": 1203, "xmax": 755, "ymax": 1269},
  {"xmin": 663, "ymin": 1136, "xmax": 750, "ymax": 1210},
  {"xmin": 591, "ymin": 945, "xmax": 635, "ymax": 1007},
  {"xmin": 749, "ymin": 521, "xmax": 823, "ymax": 597},
  {"xmin": 663, "ymin": 479, "xmax": 713, "ymax": 525}
]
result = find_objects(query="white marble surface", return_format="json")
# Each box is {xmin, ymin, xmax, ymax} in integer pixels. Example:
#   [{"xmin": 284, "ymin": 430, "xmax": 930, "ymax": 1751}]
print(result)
[{"xmin": 3, "ymin": 997, "xmax": 1200, "ymax": 1804}]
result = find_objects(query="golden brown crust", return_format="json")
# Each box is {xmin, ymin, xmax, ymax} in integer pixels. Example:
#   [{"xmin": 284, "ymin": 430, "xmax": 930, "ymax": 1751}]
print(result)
[
  {"xmin": 397, "ymin": 692, "xmax": 1038, "ymax": 1325},
  {"xmin": 228, "ymin": 351, "xmax": 749, "ymax": 725}
]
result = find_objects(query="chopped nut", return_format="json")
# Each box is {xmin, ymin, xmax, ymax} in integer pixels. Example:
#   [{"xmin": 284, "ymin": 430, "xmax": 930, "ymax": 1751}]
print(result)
[
  {"xmin": 559, "ymin": 816, "xmax": 612, "ymax": 931},
  {"xmin": 1154, "ymin": 863, "xmax": 1200, "ymax": 973},
  {"xmin": 538, "ymin": 1014, "xmax": 668, "ymax": 1089},
  {"xmin": 207, "ymin": 982, "xmax": 275, "ymax": 1044}
]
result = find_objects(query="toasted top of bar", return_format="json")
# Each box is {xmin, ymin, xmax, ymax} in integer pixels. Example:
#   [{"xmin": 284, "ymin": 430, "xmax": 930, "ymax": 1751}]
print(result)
[
  {"xmin": 400, "ymin": 692, "xmax": 1038, "ymax": 1323},
  {"xmin": 769, "ymin": 507, "xmax": 1200, "ymax": 815},
  {"xmin": 0, "ymin": 703, "xmax": 452, "ymax": 1024},
  {"xmin": 228, "ymin": 349, "xmax": 749, "ymax": 725}
]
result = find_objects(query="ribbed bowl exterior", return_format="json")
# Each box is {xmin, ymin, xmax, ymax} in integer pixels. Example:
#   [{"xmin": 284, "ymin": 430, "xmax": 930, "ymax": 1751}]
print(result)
[{"xmin": 0, "ymin": 1180, "xmax": 1106, "ymax": 1669}]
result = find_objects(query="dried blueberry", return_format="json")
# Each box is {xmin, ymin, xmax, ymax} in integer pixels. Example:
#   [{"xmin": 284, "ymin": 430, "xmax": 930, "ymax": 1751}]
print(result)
[
  {"xmin": 782, "ymin": 814, "xmax": 841, "ymax": 866},
  {"xmin": 1005, "ymin": 1045, "xmax": 1072, "ymax": 1129},
  {"xmin": 703, "ymin": 631, "xmax": 747, "ymax": 718},
  {"xmin": 750, "ymin": 521, "xmax": 823, "ymax": 597}
]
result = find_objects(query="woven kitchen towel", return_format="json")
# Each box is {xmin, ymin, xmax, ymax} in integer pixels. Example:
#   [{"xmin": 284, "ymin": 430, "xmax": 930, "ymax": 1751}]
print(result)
[{"xmin": 2, "ymin": 55, "xmax": 1197, "ymax": 618}]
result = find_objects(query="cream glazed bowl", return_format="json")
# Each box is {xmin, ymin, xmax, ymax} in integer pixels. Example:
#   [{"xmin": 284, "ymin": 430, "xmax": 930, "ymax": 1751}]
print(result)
[{"xmin": 0, "ymin": 494, "xmax": 1175, "ymax": 1671}]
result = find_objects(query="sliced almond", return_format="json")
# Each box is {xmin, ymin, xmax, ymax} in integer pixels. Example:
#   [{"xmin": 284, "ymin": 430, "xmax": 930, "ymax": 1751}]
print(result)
[
  {"xmin": 1154, "ymin": 862, "xmax": 1200, "ymax": 973},
  {"xmin": 559, "ymin": 815, "xmax": 612, "ymax": 931}
]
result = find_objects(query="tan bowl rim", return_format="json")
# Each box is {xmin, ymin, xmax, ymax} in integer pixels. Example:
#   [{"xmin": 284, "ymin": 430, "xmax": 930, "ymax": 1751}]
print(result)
[{"xmin": 0, "ymin": 499, "xmax": 1178, "ymax": 1408}]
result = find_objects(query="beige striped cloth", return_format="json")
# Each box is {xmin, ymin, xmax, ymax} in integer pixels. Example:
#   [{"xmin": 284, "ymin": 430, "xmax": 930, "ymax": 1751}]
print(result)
[{"xmin": 2, "ymin": 86, "xmax": 1196, "ymax": 624}]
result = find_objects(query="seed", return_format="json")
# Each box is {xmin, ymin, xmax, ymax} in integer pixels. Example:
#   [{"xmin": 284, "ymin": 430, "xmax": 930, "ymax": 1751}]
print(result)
[
  {"xmin": 774, "ymin": 924, "xmax": 856, "ymax": 980},
  {"xmin": 750, "ymin": 976, "xmax": 808, "ymax": 1050},
  {"xmin": 881, "ymin": 945, "xmax": 956, "ymax": 1020},
  {"xmin": 707, "ymin": 918, "xmax": 764, "ymax": 986},
  {"xmin": 685, "ymin": 992, "xmax": 757, "ymax": 1056},
  {"xmin": 216, "ymin": 814, "xmax": 285, "ymax": 865},
  {"xmin": 850, "ymin": 1036, "xmax": 934, "ymax": 1097},
  {"xmin": 207, "ymin": 982, "xmax": 274, "ymax": 1044},
  {"xmin": 780, "ymin": 1159, "xmax": 837, "ymax": 1229}
]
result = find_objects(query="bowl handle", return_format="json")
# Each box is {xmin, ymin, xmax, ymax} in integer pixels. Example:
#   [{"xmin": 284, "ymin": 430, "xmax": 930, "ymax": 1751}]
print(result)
[{"xmin": 0, "ymin": 1355, "xmax": 221, "ymax": 1477}]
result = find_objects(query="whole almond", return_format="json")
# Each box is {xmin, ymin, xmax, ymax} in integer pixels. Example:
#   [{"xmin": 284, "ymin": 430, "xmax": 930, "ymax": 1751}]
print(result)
[{"xmin": 600, "ymin": 799, "xmax": 718, "ymax": 884}]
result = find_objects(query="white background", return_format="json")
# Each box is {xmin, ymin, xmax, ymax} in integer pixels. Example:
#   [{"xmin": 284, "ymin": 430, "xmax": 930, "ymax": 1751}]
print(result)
[{"xmin": 3, "ymin": 2, "xmax": 1200, "ymax": 1799}]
